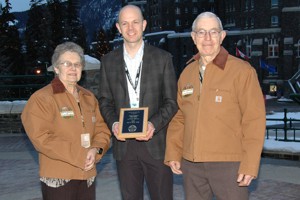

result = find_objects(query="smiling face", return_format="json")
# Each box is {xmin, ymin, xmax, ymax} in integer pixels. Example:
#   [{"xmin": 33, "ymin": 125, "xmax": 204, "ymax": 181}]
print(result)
[
  {"xmin": 116, "ymin": 5, "xmax": 147, "ymax": 46},
  {"xmin": 54, "ymin": 51, "xmax": 83, "ymax": 86},
  {"xmin": 191, "ymin": 16, "xmax": 226, "ymax": 61}
]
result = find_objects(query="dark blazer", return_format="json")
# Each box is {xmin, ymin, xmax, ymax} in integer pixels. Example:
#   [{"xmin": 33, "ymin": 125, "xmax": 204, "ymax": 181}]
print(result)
[{"xmin": 99, "ymin": 44, "xmax": 178, "ymax": 160}]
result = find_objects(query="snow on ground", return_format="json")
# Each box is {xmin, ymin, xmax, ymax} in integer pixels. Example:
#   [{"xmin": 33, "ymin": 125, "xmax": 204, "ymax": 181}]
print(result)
[{"xmin": 264, "ymin": 139, "xmax": 300, "ymax": 153}]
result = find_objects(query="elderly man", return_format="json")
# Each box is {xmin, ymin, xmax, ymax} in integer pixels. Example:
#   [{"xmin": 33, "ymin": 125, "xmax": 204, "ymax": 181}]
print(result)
[{"xmin": 165, "ymin": 12, "xmax": 266, "ymax": 200}]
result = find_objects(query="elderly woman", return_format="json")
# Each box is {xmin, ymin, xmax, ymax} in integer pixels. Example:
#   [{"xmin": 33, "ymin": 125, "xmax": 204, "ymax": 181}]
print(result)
[{"xmin": 21, "ymin": 42, "xmax": 111, "ymax": 200}]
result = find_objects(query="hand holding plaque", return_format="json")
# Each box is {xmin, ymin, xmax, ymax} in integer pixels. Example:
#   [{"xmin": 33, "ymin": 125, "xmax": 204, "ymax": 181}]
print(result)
[{"xmin": 118, "ymin": 107, "xmax": 148, "ymax": 139}]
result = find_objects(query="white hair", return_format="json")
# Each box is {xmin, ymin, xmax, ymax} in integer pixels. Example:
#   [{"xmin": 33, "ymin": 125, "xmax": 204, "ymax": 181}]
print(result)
[{"xmin": 192, "ymin": 11, "xmax": 223, "ymax": 31}]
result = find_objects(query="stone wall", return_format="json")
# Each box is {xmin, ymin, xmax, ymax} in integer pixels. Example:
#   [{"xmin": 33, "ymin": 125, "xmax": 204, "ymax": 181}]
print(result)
[
  {"xmin": 0, "ymin": 114, "xmax": 24, "ymax": 134},
  {"xmin": 79, "ymin": 69, "xmax": 101, "ymax": 99}
]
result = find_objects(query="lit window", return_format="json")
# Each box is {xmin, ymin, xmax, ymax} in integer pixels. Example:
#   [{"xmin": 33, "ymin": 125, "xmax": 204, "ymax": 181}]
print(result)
[{"xmin": 270, "ymin": 84, "xmax": 277, "ymax": 93}]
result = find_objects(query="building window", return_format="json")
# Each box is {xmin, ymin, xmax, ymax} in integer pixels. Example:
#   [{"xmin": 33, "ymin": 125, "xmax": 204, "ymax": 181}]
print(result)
[
  {"xmin": 185, "ymin": 7, "xmax": 188, "ymax": 13},
  {"xmin": 245, "ymin": 18, "xmax": 248, "ymax": 28},
  {"xmin": 226, "ymin": 16, "xmax": 236, "ymax": 27},
  {"xmin": 193, "ymin": 7, "xmax": 198, "ymax": 14},
  {"xmin": 230, "ymin": 3, "xmax": 235, "ymax": 12},
  {"xmin": 268, "ymin": 38, "xmax": 279, "ymax": 57},
  {"xmin": 175, "ymin": 7, "xmax": 181, "ymax": 15},
  {"xmin": 250, "ymin": 0, "xmax": 254, "ymax": 9},
  {"xmin": 176, "ymin": 19, "xmax": 181, "ymax": 27},
  {"xmin": 269, "ymin": 83, "xmax": 277, "ymax": 94},
  {"xmin": 245, "ymin": 0, "xmax": 249, "ymax": 10},
  {"xmin": 183, "ymin": 44, "xmax": 187, "ymax": 57},
  {"xmin": 297, "ymin": 40, "xmax": 300, "ymax": 57},
  {"xmin": 192, "ymin": 0, "xmax": 197, "ymax": 2},
  {"xmin": 250, "ymin": 17, "xmax": 254, "ymax": 28},
  {"xmin": 271, "ymin": 16, "xmax": 278, "ymax": 26},
  {"xmin": 246, "ymin": 39, "xmax": 252, "ymax": 58},
  {"xmin": 185, "ymin": 19, "xmax": 189, "ymax": 26},
  {"xmin": 271, "ymin": 0, "xmax": 278, "ymax": 8},
  {"xmin": 225, "ymin": 2, "xmax": 235, "ymax": 13}
]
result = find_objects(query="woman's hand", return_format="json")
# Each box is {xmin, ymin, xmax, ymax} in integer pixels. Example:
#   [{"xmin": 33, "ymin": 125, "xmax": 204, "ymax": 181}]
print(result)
[{"xmin": 84, "ymin": 148, "xmax": 97, "ymax": 171}]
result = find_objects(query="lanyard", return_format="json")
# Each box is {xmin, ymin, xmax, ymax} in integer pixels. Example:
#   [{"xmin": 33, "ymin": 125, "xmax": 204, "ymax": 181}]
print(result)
[
  {"xmin": 199, "ymin": 70, "xmax": 203, "ymax": 83},
  {"xmin": 124, "ymin": 61, "xmax": 143, "ymax": 94},
  {"xmin": 199, "ymin": 65, "xmax": 205, "ymax": 83}
]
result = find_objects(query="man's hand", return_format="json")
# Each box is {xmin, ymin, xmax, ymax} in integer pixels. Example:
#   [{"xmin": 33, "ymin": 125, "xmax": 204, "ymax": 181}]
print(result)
[
  {"xmin": 136, "ymin": 122, "xmax": 155, "ymax": 141},
  {"xmin": 112, "ymin": 122, "xmax": 126, "ymax": 141},
  {"xmin": 169, "ymin": 161, "xmax": 183, "ymax": 174},
  {"xmin": 237, "ymin": 174, "xmax": 254, "ymax": 186},
  {"xmin": 84, "ymin": 148, "xmax": 97, "ymax": 171}
]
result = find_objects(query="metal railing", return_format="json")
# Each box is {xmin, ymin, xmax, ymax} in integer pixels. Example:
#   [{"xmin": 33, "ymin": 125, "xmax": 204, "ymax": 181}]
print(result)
[
  {"xmin": 266, "ymin": 108, "xmax": 300, "ymax": 142},
  {"xmin": 0, "ymin": 74, "xmax": 51, "ymax": 101}
]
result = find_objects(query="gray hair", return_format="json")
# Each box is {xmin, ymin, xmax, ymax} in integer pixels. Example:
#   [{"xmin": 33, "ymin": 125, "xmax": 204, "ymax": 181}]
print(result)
[
  {"xmin": 192, "ymin": 12, "xmax": 223, "ymax": 31},
  {"xmin": 51, "ymin": 41, "xmax": 85, "ymax": 68}
]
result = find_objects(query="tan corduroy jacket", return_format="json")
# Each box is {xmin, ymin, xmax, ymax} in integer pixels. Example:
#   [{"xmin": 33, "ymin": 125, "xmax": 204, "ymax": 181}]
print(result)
[
  {"xmin": 22, "ymin": 77, "xmax": 111, "ymax": 180},
  {"xmin": 165, "ymin": 47, "xmax": 266, "ymax": 177}
]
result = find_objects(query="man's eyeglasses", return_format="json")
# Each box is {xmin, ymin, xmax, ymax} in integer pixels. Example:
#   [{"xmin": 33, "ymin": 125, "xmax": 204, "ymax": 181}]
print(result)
[
  {"xmin": 193, "ymin": 29, "xmax": 221, "ymax": 38},
  {"xmin": 59, "ymin": 61, "xmax": 83, "ymax": 69}
]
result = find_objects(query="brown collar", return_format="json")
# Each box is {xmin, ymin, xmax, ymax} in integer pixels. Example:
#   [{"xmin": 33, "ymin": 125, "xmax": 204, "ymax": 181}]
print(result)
[
  {"xmin": 51, "ymin": 77, "xmax": 91, "ymax": 96},
  {"xmin": 186, "ymin": 46, "xmax": 229, "ymax": 70}
]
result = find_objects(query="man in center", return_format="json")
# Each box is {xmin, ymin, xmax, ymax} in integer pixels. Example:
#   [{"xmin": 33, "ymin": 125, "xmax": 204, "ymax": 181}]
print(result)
[{"xmin": 99, "ymin": 5, "xmax": 178, "ymax": 200}]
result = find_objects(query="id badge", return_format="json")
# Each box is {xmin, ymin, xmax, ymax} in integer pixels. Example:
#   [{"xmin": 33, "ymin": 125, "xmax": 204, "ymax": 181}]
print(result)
[
  {"xmin": 81, "ymin": 133, "xmax": 90, "ymax": 148},
  {"xmin": 130, "ymin": 101, "xmax": 139, "ymax": 108}
]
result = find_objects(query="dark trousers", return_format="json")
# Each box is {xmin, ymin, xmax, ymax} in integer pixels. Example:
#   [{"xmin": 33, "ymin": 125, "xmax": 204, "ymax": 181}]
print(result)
[
  {"xmin": 41, "ymin": 180, "xmax": 95, "ymax": 200},
  {"xmin": 116, "ymin": 140, "xmax": 173, "ymax": 200},
  {"xmin": 181, "ymin": 159, "xmax": 249, "ymax": 200}
]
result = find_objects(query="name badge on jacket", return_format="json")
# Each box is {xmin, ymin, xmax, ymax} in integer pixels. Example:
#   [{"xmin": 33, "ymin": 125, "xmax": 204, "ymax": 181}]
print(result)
[
  {"xmin": 60, "ymin": 107, "xmax": 74, "ymax": 118},
  {"xmin": 182, "ymin": 84, "xmax": 194, "ymax": 97}
]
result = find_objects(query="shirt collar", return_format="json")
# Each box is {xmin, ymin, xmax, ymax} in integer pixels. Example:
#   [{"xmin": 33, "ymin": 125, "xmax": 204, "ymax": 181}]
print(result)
[{"xmin": 123, "ymin": 41, "xmax": 144, "ymax": 61}]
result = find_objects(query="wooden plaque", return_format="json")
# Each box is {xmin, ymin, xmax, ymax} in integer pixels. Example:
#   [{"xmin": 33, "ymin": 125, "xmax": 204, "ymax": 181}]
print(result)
[{"xmin": 118, "ymin": 107, "xmax": 148, "ymax": 138}]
